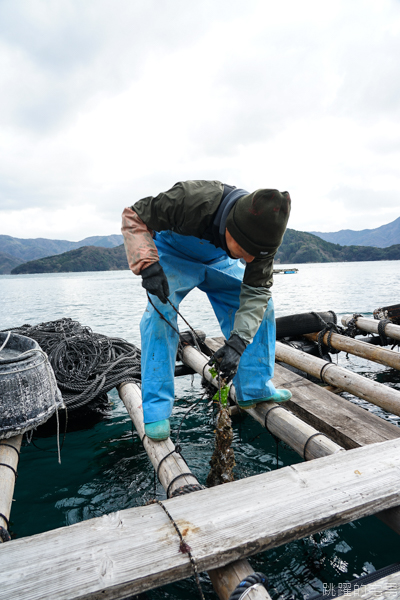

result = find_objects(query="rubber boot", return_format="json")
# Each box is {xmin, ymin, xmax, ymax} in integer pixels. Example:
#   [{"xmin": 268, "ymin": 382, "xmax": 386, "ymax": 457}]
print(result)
[
  {"xmin": 144, "ymin": 419, "xmax": 170, "ymax": 441},
  {"xmin": 237, "ymin": 389, "xmax": 292, "ymax": 409}
]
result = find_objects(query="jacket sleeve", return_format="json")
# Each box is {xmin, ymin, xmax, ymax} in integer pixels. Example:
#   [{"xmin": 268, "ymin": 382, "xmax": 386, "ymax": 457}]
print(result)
[
  {"xmin": 121, "ymin": 207, "xmax": 159, "ymax": 275},
  {"xmin": 231, "ymin": 283, "xmax": 272, "ymax": 343}
]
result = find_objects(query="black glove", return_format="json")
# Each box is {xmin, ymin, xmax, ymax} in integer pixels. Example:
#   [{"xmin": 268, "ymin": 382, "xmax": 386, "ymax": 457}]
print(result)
[
  {"xmin": 208, "ymin": 333, "xmax": 248, "ymax": 382},
  {"xmin": 141, "ymin": 262, "xmax": 170, "ymax": 304}
]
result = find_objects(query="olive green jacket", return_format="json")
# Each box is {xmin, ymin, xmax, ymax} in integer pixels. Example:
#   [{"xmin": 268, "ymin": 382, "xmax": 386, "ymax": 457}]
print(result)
[{"xmin": 128, "ymin": 180, "xmax": 276, "ymax": 342}]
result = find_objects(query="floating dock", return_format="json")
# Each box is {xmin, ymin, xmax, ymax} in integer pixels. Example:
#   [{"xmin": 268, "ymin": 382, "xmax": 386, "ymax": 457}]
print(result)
[{"xmin": 1, "ymin": 314, "xmax": 400, "ymax": 599}]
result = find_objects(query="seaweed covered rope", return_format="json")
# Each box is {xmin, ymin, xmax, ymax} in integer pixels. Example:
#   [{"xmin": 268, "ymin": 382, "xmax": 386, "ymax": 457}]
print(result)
[
  {"xmin": 206, "ymin": 370, "xmax": 236, "ymax": 487},
  {"xmin": 1, "ymin": 319, "xmax": 141, "ymax": 409}
]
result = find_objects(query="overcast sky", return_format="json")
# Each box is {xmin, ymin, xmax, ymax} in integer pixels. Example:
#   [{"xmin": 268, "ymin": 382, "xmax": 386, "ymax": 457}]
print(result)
[{"xmin": 1, "ymin": 0, "xmax": 400, "ymax": 241}]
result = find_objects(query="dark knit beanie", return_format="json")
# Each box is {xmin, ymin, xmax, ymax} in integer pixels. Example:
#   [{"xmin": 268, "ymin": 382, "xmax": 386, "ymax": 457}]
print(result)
[{"xmin": 226, "ymin": 189, "xmax": 291, "ymax": 257}]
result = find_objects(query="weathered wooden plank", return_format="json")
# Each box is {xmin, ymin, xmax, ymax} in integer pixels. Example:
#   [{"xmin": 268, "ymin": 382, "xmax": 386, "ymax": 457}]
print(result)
[
  {"xmin": 1, "ymin": 438, "xmax": 400, "ymax": 600},
  {"xmin": 0, "ymin": 435, "xmax": 22, "ymax": 538},
  {"xmin": 342, "ymin": 315, "xmax": 400, "ymax": 341},
  {"xmin": 304, "ymin": 330, "xmax": 400, "ymax": 371},
  {"xmin": 118, "ymin": 381, "xmax": 271, "ymax": 600}
]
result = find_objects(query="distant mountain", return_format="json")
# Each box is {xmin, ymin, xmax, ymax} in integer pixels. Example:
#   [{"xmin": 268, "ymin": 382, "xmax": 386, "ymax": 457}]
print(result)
[
  {"xmin": 275, "ymin": 229, "xmax": 400, "ymax": 263},
  {"xmin": 0, "ymin": 251, "xmax": 23, "ymax": 275},
  {"xmin": 0, "ymin": 234, "xmax": 123, "ymax": 263},
  {"xmin": 310, "ymin": 216, "xmax": 400, "ymax": 248},
  {"xmin": 9, "ymin": 230, "xmax": 400, "ymax": 275},
  {"xmin": 11, "ymin": 244, "xmax": 129, "ymax": 274}
]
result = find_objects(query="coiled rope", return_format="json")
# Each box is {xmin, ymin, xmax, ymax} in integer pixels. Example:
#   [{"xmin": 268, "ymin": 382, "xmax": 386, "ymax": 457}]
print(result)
[{"xmin": 1, "ymin": 319, "xmax": 141, "ymax": 409}]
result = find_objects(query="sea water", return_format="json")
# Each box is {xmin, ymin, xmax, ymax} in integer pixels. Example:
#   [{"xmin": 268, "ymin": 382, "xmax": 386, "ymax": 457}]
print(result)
[{"xmin": 1, "ymin": 261, "xmax": 400, "ymax": 600}]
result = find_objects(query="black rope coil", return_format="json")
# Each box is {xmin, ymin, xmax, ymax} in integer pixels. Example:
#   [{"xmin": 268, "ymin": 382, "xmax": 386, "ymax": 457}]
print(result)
[
  {"xmin": 228, "ymin": 572, "xmax": 268, "ymax": 600},
  {"xmin": 1, "ymin": 319, "xmax": 141, "ymax": 409},
  {"xmin": 377, "ymin": 319, "xmax": 392, "ymax": 346},
  {"xmin": 344, "ymin": 313, "xmax": 363, "ymax": 338}
]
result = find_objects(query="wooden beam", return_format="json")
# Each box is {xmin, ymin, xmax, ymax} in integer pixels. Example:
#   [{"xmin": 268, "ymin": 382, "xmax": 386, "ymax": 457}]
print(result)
[
  {"xmin": 304, "ymin": 330, "xmax": 400, "ymax": 371},
  {"xmin": 275, "ymin": 340, "xmax": 400, "ymax": 416},
  {"xmin": 342, "ymin": 315, "xmax": 400, "ymax": 341},
  {"xmin": 118, "ymin": 381, "xmax": 271, "ymax": 600},
  {"xmin": 0, "ymin": 435, "xmax": 22, "ymax": 539},
  {"xmin": 1, "ymin": 438, "xmax": 400, "ymax": 600}
]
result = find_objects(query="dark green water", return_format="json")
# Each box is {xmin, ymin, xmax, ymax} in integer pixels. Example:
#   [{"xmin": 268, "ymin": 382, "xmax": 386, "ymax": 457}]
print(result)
[{"xmin": 1, "ymin": 263, "xmax": 400, "ymax": 599}]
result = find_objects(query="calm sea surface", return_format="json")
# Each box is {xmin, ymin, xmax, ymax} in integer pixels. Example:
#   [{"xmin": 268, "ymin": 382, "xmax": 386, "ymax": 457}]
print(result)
[{"xmin": 1, "ymin": 261, "xmax": 400, "ymax": 599}]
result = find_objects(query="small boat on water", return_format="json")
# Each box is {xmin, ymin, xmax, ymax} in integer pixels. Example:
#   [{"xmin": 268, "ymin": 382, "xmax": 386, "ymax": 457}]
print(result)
[{"xmin": 273, "ymin": 267, "xmax": 299, "ymax": 274}]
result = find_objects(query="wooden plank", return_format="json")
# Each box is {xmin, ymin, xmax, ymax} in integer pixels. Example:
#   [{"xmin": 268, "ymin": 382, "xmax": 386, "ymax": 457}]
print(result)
[
  {"xmin": 118, "ymin": 381, "xmax": 271, "ymax": 600},
  {"xmin": 1, "ymin": 438, "xmax": 400, "ymax": 600}
]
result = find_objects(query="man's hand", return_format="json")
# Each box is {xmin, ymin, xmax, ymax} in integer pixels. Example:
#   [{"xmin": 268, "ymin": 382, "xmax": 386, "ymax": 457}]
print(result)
[
  {"xmin": 141, "ymin": 262, "xmax": 170, "ymax": 304},
  {"xmin": 208, "ymin": 333, "xmax": 248, "ymax": 382}
]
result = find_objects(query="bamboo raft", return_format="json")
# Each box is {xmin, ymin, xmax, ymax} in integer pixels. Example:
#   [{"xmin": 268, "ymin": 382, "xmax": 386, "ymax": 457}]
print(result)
[{"xmin": 1, "ymin": 313, "xmax": 400, "ymax": 599}]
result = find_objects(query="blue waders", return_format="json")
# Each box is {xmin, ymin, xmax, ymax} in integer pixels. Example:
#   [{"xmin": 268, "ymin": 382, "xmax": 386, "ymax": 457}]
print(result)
[{"xmin": 140, "ymin": 231, "xmax": 277, "ymax": 424}]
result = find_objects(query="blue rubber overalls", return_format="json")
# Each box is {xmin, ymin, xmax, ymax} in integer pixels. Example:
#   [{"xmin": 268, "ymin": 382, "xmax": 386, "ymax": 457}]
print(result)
[{"xmin": 140, "ymin": 231, "xmax": 277, "ymax": 424}]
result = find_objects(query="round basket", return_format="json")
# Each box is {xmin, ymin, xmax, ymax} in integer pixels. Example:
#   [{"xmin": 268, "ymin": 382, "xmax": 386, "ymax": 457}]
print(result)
[{"xmin": 0, "ymin": 332, "xmax": 64, "ymax": 439}]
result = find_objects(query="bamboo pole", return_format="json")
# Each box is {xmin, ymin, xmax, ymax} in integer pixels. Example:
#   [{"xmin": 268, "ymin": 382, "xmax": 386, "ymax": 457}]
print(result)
[
  {"xmin": 304, "ymin": 331, "xmax": 400, "ymax": 371},
  {"xmin": 0, "ymin": 435, "xmax": 22, "ymax": 542},
  {"xmin": 274, "ymin": 340, "xmax": 400, "ymax": 417},
  {"xmin": 180, "ymin": 344, "xmax": 400, "ymax": 535},
  {"xmin": 342, "ymin": 315, "xmax": 400, "ymax": 342},
  {"xmin": 118, "ymin": 381, "xmax": 271, "ymax": 600}
]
